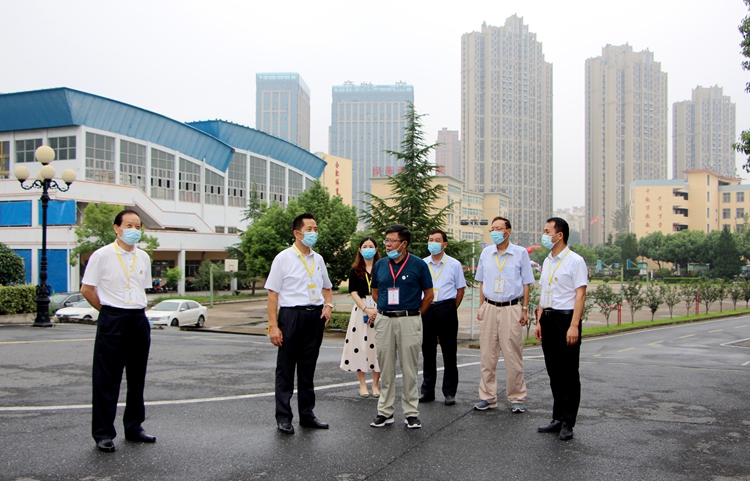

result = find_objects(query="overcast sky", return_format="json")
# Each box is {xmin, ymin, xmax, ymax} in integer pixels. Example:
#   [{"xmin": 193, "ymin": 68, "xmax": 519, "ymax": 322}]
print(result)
[{"xmin": 2, "ymin": 0, "xmax": 749, "ymax": 210}]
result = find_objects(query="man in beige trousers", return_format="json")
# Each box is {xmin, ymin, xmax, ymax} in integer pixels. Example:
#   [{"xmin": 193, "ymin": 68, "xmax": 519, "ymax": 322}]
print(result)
[{"xmin": 473, "ymin": 216, "xmax": 535, "ymax": 413}]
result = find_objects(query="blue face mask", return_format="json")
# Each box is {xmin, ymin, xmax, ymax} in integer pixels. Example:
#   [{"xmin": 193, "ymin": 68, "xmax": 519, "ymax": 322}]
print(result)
[
  {"xmin": 120, "ymin": 228, "xmax": 141, "ymax": 246},
  {"xmin": 427, "ymin": 242, "xmax": 443, "ymax": 255},
  {"xmin": 386, "ymin": 241, "xmax": 404, "ymax": 260},
  {"xmin": 490, "ymin": 231, "xmax": 505, "ymax": 245},
  {"xmin": 301, "ymin": 231, "xmax": 318, "ymax": 247},
  {"xmin": 541, "ymin": 234, "xmax": 557, "ymax": 250},
  {"xmin": 361, "ymin": 248, "xmax": 376, "ymax": 259}
]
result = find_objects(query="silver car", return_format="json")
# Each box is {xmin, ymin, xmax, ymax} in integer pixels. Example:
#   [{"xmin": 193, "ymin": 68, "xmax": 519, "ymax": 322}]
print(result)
[{"xmin": 146, "ymin": 300, "xmax": 207, "ymax": 327}]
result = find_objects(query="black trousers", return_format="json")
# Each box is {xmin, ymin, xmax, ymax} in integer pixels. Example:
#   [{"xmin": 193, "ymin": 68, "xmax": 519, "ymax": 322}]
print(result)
[
  {"xmin": 420, "ymin": 301, "xmax": 459, "ymax": 398},
  {"xmin": 540, "ymin": 310, "xmax": 582, "ymax": 427},
  {"xmin": 92, "ymin": 306, "xmax": 151, "ymax": 441},
  {"xmin": 275, "ymin": 307, "xmax": 325, "ymax": 423}
]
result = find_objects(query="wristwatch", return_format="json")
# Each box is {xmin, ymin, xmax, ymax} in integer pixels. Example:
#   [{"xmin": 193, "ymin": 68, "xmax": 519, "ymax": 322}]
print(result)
[
  {"xmin": 324, "ymin": 303, "xmax": 334, "ymax": 309},
  {"xmin": 521, "ymin": 306, "xmax": 528, "ymax": 310}
]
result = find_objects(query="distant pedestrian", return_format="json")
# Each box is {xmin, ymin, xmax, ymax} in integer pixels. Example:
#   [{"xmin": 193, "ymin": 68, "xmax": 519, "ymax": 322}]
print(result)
[
  {"xmin": 535, "ymin": 217, "xmax": 588, "ymax": 441},
  {"xmin": 370, "ymin": 225, "xmax": 433, "ymax": 429},
  {"xmin": 340, "ymin": 237, "xmax": 381, "ymax": 398},
  {"xmin": 266, "ymin": 213, "xmax": 334, "ymax": 435},
  {"xmin": 473, "ymin": 216, "xmax": 534, "ymax": 414},
  {"xmin": 81, "ymin": 209, "xmax": 156, "ymax": 453},
  {"xmin": 420, "ymin": 229, "xmax": 466, "ymax": 406}
]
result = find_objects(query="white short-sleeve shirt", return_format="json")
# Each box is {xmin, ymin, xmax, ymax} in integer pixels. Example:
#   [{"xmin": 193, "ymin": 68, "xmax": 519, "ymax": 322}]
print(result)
[
  {"xmin": 265, "ymin": 246, "xmax": 333, "ymax": 307},
  {"xmin": 81, "ymin": 242, "xmax": 152, "ymax": 309},
  {"xmin": 538, "ymin": 246, "xmax": 588, "ymax": 310},
  {"xmin": 475, "ymin": 243, "xmax": 535, "ymax": 303},
  {"xmin": 423, "ymin": 253, "xmax": 466, "ymax": 302}
]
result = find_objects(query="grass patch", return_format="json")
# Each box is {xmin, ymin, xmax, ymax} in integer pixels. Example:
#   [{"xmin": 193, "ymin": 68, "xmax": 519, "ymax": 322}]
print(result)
[{"xmin": 152, "ymin": 293, "xmax": 266, "ymax": 304}]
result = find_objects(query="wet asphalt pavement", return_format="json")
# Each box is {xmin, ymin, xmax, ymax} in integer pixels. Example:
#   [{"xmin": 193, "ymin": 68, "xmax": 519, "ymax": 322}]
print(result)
[{"xmin": 0, "ymin": 315, "xmax": 749, "ymax": 480}]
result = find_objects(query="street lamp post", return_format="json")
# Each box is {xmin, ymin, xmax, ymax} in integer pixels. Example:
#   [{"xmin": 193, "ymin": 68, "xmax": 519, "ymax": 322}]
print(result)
[
  {"xmin": 460, "ymin": 217, "xmax": 488, "ymax": 339},
  {"xmin": 13, "ymin": 146, "xmax": 76, "ymax": 327}
]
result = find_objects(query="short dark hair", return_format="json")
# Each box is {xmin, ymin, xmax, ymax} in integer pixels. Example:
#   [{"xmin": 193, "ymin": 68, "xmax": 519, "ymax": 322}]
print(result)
[
  {"xmin": 428, "ymin": 228, "xmax": 448, "ymax": 243},
  {"xmin": 292, "ymin": 212, "xmax": 316, "ymax": 232},
  {"xmin": 546, "ymin": 217, "xmax": 569, "ymax": 244},
  {"xmin": 491, "ymin": 216, "xmax": 511, "ymax": 229},
  {"xmin": 385, "ymin": 224, "xmax": 411, "ymax": 246},
  {"xmin": 114, "ymin": 209, "xmax": 140, "ymax": 227}
]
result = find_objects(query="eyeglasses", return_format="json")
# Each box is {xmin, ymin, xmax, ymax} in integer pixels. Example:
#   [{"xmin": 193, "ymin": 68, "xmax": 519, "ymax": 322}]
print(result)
[{"xmin": 383, "ymin": 239, "xmax": 402, "ymax": 245}]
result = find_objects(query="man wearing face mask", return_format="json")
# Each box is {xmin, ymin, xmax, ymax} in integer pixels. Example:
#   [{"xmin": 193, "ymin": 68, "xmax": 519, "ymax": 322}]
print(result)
[
  {"xmin": 265, "ymin": 212, "xmax": 333, "ymax": 435},
  {"xmin": 369, "ymin": 225, "xmax": 433, "ymax": 429},
  {"xmin": 535, "ymin": 217, "xmax": 587, "ymax": 441},
  {"xmin": 420, "ymin": 229, "xmax": 466, "ymax": 406},
  {"xmin": 473, "ymin": 216, "xmax": 534, "ymax": 414},
  {"xmin": 81, "ymin": 210, "xmax": 154, "ymax": 453}
]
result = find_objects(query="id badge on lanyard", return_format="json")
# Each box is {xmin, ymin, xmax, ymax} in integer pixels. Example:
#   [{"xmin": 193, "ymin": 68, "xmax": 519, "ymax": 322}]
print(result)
[{"xmin": 388, "ymin": 287, "xmax": 400, "ymax": 305}]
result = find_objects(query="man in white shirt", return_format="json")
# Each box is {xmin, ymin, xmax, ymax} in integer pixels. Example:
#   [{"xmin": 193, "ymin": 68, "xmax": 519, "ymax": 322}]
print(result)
[
  {"xmin": 535, "ymin": 217, "xmax": 588, "ymax": 441},
  {"xmin": 81, "ymin": 210, "xmax": 155, "ymax": 453},
  {"xmin": 266, "ymin": 213, "xmax": 334, "ymax": 435},
  {"xmin": 473, "ymin": 216, "xmax": 535, "ymax": 414},
  {"xmin": 420, "ymin": 229, "xmax": 466, "ymax": 406}
]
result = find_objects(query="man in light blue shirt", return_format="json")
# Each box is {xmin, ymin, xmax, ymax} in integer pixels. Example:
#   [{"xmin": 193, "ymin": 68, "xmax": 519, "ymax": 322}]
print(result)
[
  {"xmin": 420, "ymin": 229, "xmax": 466, "ymax": 406},
  {"xmin": 473, "ymin": 216, "xmax": 535, "ymax": 413}
]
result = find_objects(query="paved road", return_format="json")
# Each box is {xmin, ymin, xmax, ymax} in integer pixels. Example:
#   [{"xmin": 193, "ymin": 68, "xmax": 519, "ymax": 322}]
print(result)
[{"xmin": 1, "ymin": 316, "xmax": 749, "ymax": 480}]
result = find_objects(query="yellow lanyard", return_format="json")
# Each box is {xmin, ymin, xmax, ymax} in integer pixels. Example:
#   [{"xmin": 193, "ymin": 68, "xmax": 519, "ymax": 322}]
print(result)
[
  {"xmin": 365, "ymin": 272, "xmax": 372, "ymax": 295},
  {"xmin": 547, "ymin": 248, "xmax": 571, "ymax": 286},
  {"xmin": 292, "ymin": 245, "xmax": 315, "ymax": 280},
  {"xmin": 114, "ymin": 242, "xmax": 137, "ymax": 285},
  {"xmin": 428, "ymin": 258, "xmax": 446, "ymax": 282},
  {"xmin": 494, "ymin": 252, "xmax": 509, "ymax": 274}
]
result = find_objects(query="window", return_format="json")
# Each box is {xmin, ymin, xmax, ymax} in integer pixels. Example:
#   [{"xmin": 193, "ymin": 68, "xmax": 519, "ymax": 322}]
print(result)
[
  {"xmin": 15, "ymin": 138, "xmax": 43, "ymax": 163},
  {"xmin": 737, "ymin": 208, "xmax": 745, "ymax": 219},
  {"xmin": 738, "ymin": 224, "xmax": 745, "ymax": 233},
  {"xmin": 288, "ymin": 171, "xmax": 303, "ymax": 201},
  {"xmin": 151, "ymin": 148, "xmax": 175, "ymax": 200},
  {"xmin": 227, "ymin": 153, "xmax": 246, "ymax": 207},
  {"xmin": 227, "ymin": 227, "xmax": 239, "ymax": 234},
  {"xmin": 249, "ymin": 156, "xmax": 267, "ymax": 200},
  {"xmin": 85, "ymin": 133, "xmax": 115, "ymax": 182},
  {"xmin": 204, "ymin": 169, "xmax": 224, "ymax": 205},
  {"xmin": 737, "ymin": 192, "xmax": 745, "ymax": 203},
  {"xmin": 49, "ymin": 136, "xmax": 76, "ymax": 160},
  {"xmin": 185, "ymin": 260, "xmax": 201, "ymax": 277},
  {"xmin": 707, "ymin": 175, "xmax": 710, "ymax": 186},
  {"xmin": 120, "ymin": 140, "xmax": 147, "ymax": 191},
  {"xmin": 269, "ymin": 162, "xmax": 286, "ymax": 204},
  {"xmin": 723, "ymin": 208, "xmax": 731, "ymax": 219},
  {"xmin": 0, "ymin": 141, "xmax": 9, "ymax": 179},
  {"xmin": 722, "ymin": 192, "xmax": 731, "ymax": 203},
  {"xmin": 215, "ymin": 226, "xmax": 225, "ymax": 233},
  {"xmin": 179, "ymin": 158, "xmax": 201, "ymax": 203},
  {"xmin": 151, "ymin": 260, "xmax": 174, "ymax": 278},
  {"xmin": 707, "ymin": 192, "xmax": 710, "ymax": 202},
  {"xmin": 707, "ymin": 208, "xmax": 710, "ymax": 218}
]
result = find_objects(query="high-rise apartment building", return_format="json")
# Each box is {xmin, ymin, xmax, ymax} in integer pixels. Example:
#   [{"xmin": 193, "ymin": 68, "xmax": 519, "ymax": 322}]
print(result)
[
  {"xmin": 585, "ymin": 44, "xmax": 668, "ymax": 245},
  {"xmin": 329, "ymin": 81, "xmax": 414, "ymax": 214},
  {"xmin": 673, "ymin": 86, "xmax": 736, "ymax": 179},
  {"xmin": 256, "ymin": 73, "xmax": 311, "ymax": 150},
  {"xmin": 435, "ymin": 128, "xmax": 461, "ymax": 180},
  {"xmin": 461, "ymin": 16, "xmax": 553, "ymax": 247}
]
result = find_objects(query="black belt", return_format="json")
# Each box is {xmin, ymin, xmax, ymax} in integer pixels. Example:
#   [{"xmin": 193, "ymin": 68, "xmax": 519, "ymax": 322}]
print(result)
[
  {"xmin": 378, "ymin": 310, "xmax": 420, "ymax": 317},
  {"xmin": 542, "ymin": 308, "xmax": 574, "ymax": 316},
  {"xmin": 101, "ymin": 305, "xmax": 145, "ymax": 313},
  {"xmin": 485, "ymin": 297, "xmax": 520, "ymax": 307},
  {"xmin": 430, "ymin": 299, "xmax": 456, "ymax": 307},
  {"xmin": 285, "ymin": 305, "xmax": 323, "ymax": 311}
]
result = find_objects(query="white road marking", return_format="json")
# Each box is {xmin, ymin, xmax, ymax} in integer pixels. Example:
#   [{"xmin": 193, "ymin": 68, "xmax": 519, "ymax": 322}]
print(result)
[
  {"xmin": 679, "ymin": 334, "xmax": 695, "ymax": 339},
  {"xmin": 0, "ymin": 338, "xmax": 94, "ymax": 345}
]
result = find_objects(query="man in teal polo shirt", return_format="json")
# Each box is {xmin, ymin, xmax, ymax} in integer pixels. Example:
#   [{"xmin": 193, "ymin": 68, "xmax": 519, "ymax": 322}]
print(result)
[{"xmin": 370, "ymin": 225, "xmax": 433, "ymax": 429}]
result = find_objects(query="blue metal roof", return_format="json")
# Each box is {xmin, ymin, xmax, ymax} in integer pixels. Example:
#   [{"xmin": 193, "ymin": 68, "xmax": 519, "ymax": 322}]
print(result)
[
  {"xmin": 0, "ymin": 88, "xmax": 235, "ymax": 172},
  {"xmin": 188, "ymin": 120, "xmax": 326, "ymax": 178}
]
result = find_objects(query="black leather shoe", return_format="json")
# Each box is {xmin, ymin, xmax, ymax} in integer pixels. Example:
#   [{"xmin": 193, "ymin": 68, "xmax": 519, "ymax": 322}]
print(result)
[
  {"xmin": 300, "ymin": 417, "xmax": 329, "ymax": 429},
  {"xmin": 96, "ymin": 438, "xmax": 115, "ymax": 453},
  {"xmin": 125, "ymin": 430, "xmax": 156, "ymax": 443},
  {"xmin": 277, "ymin": 422, "xmax": 294, "ymax": 434},
  {"xmin": 444, "ymin": 395, "xmax": 456, "ymax": 406},
  {"xmin": 559, "ymin": 423, "xmax": 574, "ymax": 441},
  {"xmin": 419, "ymin": 394, "xmax": 435, "ymax": 403},
  {"xmin": 537, "ymin": 420, "xmax": 563, "ymax": 433}
]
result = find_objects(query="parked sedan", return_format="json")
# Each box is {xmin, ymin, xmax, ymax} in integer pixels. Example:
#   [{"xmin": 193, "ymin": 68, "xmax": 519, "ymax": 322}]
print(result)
[
  {"xmin": 49, "ymin": 292, "xmax": 84, "ymax": 312},
  {"xmin": 54, "ymin": 300, "xmax": 99, "ymax": 322},
  {"xmin": 146, "ymin": 300, "xmax": 207, "ymax": 327}
]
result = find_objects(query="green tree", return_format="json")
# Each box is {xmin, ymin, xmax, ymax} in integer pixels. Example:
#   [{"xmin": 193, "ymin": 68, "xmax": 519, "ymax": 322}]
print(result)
[
  {"xmin": 241, "ymin": 182, "xmax": 268, "ymax": 223},
  {"xmin": 742, "ymin": 281, "xmax": 750, "ymax": 308},
  {"xmin": 193, "ymin": 260, "xmax": 231, "ymax": 290},
  {"xmin": 70, "ymin": 203, "xmax": 159, "ymax": 265},
  {"xmin": 638, "ymin": 231, "xmax": 666, "ymax": 269},
  {"xmin": 165, "ymin": 267, "xmax": 183, "ymax": 289},
  {"xmin": 681, "ymin": 284, "xmax": 697, "ymax": 316},
  {"xmin": 361, "ymin": 102, "xmax": 451, "ymax": 258},
  {"xmin": 593, "ymin": 283, "xmax": 620, "ymax": 326},
  {"xmin": 644, "ymin": 284, "xmax": 662, "ymax": 321},
  {"xmin": 704, "ymin": 228, "xmax": 743, "ymax": 279},
  {"xmin": 661, "ymin": 230, "xmax": 705, "ymax": 274},
  {"xmin": 659, "ymin": 284, "xmax": 680, "ymax": 319},
  {"xmin": 612, "ymin": 204, "xmax": 630, "ymax": 235},
  {"xmin": 697, "ymin": 280, "xmax": 719, "ymax": 314},
  {"xmin": 735, "ymin": 0, "xmax": 750, "ymax": 171},
  {"xmin": 714, "ymin": 279, "xmax": 728, "ymax": 313},
  {"xmin": 729, "ymin": 281, "xmax": 744, "ymax": 310},
  {"xmin": 622, "ymin": 281, "xmax": 645, "ymax": 323},
  {"xmin": 616, "ymin": 233, "xmax": 638, "ymax": 271},
  {"xmin": 0, "ymin": 243, "xmax": 25, "ymax": 285}
]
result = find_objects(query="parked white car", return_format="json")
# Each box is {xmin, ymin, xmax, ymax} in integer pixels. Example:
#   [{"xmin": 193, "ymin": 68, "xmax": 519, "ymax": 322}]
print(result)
[
  {"xmin": 55, "ymin": 300, "xmax": 99, "ymax": 322},
  {"xmin": 146, "ymin": 300, "xmax": 207, "ymax": 327}
]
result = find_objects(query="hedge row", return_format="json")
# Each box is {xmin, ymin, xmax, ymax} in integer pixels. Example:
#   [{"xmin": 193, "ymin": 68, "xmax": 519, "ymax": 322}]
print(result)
[
  {"xmin": 662, "ymin": 277, "xmax": 704, "ymax": 284},
  {"xmin": 0, "ymin": 285, "xmax": 37, "ymax": 315}
]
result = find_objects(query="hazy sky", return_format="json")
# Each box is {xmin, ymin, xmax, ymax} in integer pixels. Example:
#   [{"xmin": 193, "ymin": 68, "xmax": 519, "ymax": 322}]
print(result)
[{"xmin": 2, "ymin": 0, "xmax": 749, "ymax": 210}]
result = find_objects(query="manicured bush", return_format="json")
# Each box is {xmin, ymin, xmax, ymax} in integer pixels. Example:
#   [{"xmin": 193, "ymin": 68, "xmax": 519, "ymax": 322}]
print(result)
[
  {"xmin": 325, "ymin": 311, "xmax": 351, "ymax": 330},
  {"xmin": 0, "ymin": 285, "xmax": 37, "ymax": 315}
]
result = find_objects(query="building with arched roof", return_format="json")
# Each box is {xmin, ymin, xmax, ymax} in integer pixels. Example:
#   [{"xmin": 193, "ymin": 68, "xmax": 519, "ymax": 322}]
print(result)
[{"xmin": 0, "ymin": 87, "xmax": 326, "ymax": 294}]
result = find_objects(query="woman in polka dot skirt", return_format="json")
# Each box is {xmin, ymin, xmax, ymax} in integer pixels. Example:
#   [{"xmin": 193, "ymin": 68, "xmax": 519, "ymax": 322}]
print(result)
[{"xmin": 340, "ymin": 237, "xmax": 381, "ymax": 398}]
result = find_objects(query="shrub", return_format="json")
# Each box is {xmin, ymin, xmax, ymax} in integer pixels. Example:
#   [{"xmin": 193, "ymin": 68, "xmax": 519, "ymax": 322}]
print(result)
[
  {"xmin": 325, "ymin": 311, "xmax": 351, "ymax": 330},
  {"xmin": 0, "ymin": 285, "xmax": 37, "ymax": 315},
  {"xmin": 0, "ymin": 243, "xmax": 25, "ymax": 286}
]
